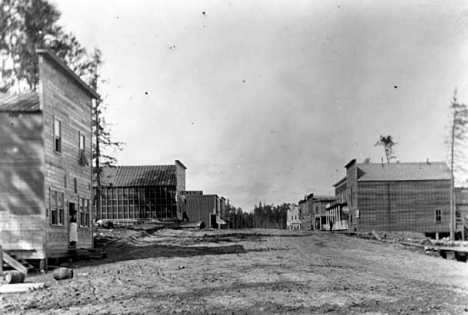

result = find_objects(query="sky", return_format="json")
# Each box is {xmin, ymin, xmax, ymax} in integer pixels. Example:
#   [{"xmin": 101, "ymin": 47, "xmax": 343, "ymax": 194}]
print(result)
[{"xmin": 53, "ymin": 0, "xmax": 468, "ymax": 211}]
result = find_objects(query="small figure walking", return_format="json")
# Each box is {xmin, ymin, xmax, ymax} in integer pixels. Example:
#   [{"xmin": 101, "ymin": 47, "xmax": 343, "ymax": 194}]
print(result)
[
  {"xmin": 69, "ymin": 212, "xmax": 78, "ymax": 248},
  {"xmin": 329, "ymin": 219, "xmax": 334, "ymax": 233}
]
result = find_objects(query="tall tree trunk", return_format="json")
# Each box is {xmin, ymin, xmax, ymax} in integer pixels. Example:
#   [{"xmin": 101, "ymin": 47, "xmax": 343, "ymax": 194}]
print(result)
[
  {"xmin": 450, "ymin": 111, "xmax": 456, "ymax": 241},
  {"xmin": 95, "ymin": 99, "xmax": 102, "ymax": 221}
]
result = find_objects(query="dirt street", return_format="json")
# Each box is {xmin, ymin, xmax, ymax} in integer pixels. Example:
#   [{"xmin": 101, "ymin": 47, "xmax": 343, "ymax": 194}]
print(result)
[{"xmin": 1, "ymin": 229, "xmax": 468, "ymax": 315}]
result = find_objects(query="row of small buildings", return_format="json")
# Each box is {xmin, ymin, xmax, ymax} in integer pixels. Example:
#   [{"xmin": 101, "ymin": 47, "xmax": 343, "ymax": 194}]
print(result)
[
  {"xmin": 0, "ymin": 50, "xmax": 229, "ymax": 267},
  {"xmin": 288, "ymin": 159, "xmax": 468, "ymax": 239}
]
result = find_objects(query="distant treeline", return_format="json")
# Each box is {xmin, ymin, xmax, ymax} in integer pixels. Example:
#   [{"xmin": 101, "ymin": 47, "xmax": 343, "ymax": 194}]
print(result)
[{"xmin": 225, "ymin": 202, "xmax": 289, "ymax": 229}]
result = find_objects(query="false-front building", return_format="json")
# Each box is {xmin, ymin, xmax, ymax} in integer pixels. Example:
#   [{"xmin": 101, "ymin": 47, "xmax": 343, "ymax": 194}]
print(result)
[
  {"xmin": 327, "ymin": 159, "xmax": 451, "ymax": 235},
  {"xmin": 94, "ymin": 161, "xmax": 186, "ymax": 221},
  {"xmin": 0, "ymin": 49, "xmax": 98, "ymax": 264},
  {"xmin": 287, "ymin": 204, "xmax": 301, "ymax": 230}
]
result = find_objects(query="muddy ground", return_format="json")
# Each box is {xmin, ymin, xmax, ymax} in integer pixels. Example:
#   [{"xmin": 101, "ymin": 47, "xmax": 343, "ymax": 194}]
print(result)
[{"xmin": 1, "ymin": 228, "xmax": 468, "ymax": 315}]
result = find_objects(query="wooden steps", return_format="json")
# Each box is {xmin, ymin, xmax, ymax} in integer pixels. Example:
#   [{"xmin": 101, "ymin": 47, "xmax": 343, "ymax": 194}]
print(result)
[{"xmin": 2, "ymin": 251, "xmax": 28, "ymax": 275}]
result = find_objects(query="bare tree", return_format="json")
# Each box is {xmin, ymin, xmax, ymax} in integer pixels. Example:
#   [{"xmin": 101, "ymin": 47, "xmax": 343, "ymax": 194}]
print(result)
[
  {"xmin": 448, "ymin": 90, "xmax": 468, "ymax": 240},
  {"xmin": 375, "ymin": 135, "xmax": 397, "ymax": 163}
]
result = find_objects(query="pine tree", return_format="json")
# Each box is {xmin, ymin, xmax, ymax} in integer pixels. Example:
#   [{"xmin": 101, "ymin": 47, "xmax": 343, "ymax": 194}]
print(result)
[
  {"xmin": 0, "ymin": 0, "xmax": 93, "ymax": 92},
  {"xmin": 375, "ymin": 135, "xmax": 397, "ymax": 163}
]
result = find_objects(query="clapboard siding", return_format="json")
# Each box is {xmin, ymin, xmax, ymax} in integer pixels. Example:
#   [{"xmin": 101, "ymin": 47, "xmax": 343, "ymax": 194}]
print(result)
[
  {"xmin": 357, "ymin": 180, "xmax": 450, "ymax": 233},
  {"xmin": 0, "ymin": 52, "xmax": 95, "ymax": 260},
  {"xmin": 39, "ymin": 52, "xmax": 94, "ymax": 256},
  {"xmin": 185, "ymin": 195, "xmax": 219, "ymax": 227},
  {"xmin": 0, "ymin": 112, "xmax": 46, "ymax": 259}
]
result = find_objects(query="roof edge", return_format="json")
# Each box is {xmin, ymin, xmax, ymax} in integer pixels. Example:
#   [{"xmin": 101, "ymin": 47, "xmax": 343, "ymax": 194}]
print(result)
[
  {"xmin": 175, "ymin": 160, "xmax": 187, "ymax": 169},
  {"xmin": 344, "ymin": 159, "xmax": 356, "ymax": 169},
  {"xmin": 333, "ymin": 176, "xmax": 347, "ymax": 187},
  {"xmin": 357, "ymin": 179, "xmax": 451, "ymax": 182}
]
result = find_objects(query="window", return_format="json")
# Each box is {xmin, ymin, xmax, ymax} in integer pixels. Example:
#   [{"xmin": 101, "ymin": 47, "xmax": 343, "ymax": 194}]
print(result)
[
  {"xmin": 78, "ymin": 132, "xmax": 89, "ymax": 166},
  {"xmin": 435, "ymin": 209, "xmax": 442, "ymax": 223},
  {"xmin": 74, "ymin": 178, "xmax": 77, "ymax": 193},
  {"xmin": 54, "ymin": 118, "xmax": 61, "ymax": 153},
  {"xmin": 79, "ymin": 198, "xmax": 90, "ymax": 227},
  {"xmin": 79, "ymin": 133, "xmax": 85, "ymax": 153},
  {"xmin": 51, "ymin": 190, "xmax": 57, "ymax": 224},
  {"xmin": 50, "ymin": 190, "xmax": 65, "ymax": 225}
]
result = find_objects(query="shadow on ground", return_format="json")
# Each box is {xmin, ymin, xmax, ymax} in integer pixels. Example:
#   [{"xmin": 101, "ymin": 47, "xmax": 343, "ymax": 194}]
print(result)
[{"xmin": 70, "ymin": 242, "xmax": 247, "ymax": 268}]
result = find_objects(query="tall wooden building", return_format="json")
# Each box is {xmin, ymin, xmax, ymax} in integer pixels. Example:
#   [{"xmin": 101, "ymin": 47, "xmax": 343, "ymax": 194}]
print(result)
[
  {"xmin": 0, "ymin": 50, "xmax": 98, "ymax": 264},
  {"xmin": 328, "ymin": 159, "xmax": 451, "ymax": 235},
  {"xmin": 307, "ymin": 194, "xmax": 336, "ymax": 230},
  {"xmin": 95, "ymin": 161, "xmax": 186, "ymax": 221}
]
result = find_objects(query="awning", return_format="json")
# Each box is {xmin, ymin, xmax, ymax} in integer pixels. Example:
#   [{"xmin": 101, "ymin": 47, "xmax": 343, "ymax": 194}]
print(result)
[{"xmin": 325, "ymin": 202, "xmax": 347, "ymax": 210}]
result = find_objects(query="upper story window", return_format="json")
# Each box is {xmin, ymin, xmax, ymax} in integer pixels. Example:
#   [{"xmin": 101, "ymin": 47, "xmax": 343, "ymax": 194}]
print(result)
[
  {"xmin": 435, "ymin": 209, "xmax": 442, "ymax": 223},
  {"xmin": 79, "ymin": 132, "xmax": 89, "ymax": 166},
  {"xmin": 79, "ymin": 133, "xmax": 85, "ymax": 153},
  {"xmin": 54, "ymin": 117, "xmax": 62, "ymax": 153}
]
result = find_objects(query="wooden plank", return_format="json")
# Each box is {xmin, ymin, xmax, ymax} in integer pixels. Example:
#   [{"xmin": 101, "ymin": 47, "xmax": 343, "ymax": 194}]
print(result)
[
  {"xmin": 0, "ymin": 283, "xmax": 45, "ymax": 294},
  {"xmin": 372, "ymin": 230, "xmax": 382, "ymax": 241},
  {"xmin": 2, "ymin": 252, "xmax": 28, "ymax": 275},
  {"xmin": 437, "ymin": 246, "xmax": 468, "ymax": 253},
  {"xmin": 399, "ymin": 241, "xmax": 427, "ymax": 249}
]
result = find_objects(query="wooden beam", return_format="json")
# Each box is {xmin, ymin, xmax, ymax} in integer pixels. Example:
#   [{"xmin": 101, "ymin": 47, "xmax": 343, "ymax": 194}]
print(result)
[
  {"xmin": 0, "ymin": 283, "xmax": 45, "ymax": 294},
  {"xmin": 0, "ymin": 245, "xmax": 3, "ymax": 279},
  {"xmin": 2, "ymin": 252, "xmax": 28, "ymax": 275}
]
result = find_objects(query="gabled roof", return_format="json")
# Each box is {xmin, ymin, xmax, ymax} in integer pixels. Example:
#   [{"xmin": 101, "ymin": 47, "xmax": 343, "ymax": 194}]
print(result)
[
  {"xmin": 0, "ymin": 93, "xmax": 40, "ymax": 112},
  {"xmin": 99, "ymin": 165, "xmax": 177, "ymax": 187},
  {"xmin": 356, "ymin": 162, "xmax": 450, "ymax": 181}
]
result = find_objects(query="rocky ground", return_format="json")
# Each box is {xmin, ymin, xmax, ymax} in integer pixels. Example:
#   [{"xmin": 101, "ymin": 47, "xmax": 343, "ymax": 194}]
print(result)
[{"xmin": 1, "ymin": 228, "xmax": 468, "ymax": 315}]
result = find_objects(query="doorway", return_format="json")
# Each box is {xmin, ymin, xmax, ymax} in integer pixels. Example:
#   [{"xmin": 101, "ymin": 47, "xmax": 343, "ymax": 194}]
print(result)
[{"xmin": 69, "ymin": 202, "xmax": 77, "ymax": 247}]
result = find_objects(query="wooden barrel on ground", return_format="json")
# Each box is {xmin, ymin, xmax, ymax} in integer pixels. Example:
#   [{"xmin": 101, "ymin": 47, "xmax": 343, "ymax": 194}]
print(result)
[
  {"xmin": 53, "ymin": 267, "xmax": 74, "ymax": 280},
  {"xmin": 4, "ymin": 271, "xmax": 26, "ymax": 284}
]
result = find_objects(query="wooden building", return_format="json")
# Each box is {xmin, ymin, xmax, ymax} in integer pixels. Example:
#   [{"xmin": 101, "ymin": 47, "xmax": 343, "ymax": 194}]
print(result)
[
  {"xmin": 307, "ymin": 194, "xmax": 336, "ymax": 230},
  {"xmin": 456, "ymin": 188, "xmax": 468, "ymax": 220},
  {"xmin": 298, "ymin": 198, "xmax": 309, "ymax": 230},
  {"xmin": 456, "ymin": 187, "xmax": 468, "ymax": 238},
  {"xmin": 287, "ymin": 204, "xmax": 301, "ymax": 230},
  {"xmin": 94, "ymin": 161, "xmax": 187, "ymax": 221},
  {"xmin": 0, "ymin": 49, "xmax": 98, "ymax": 265},
  {"xmin": 328, "ymin": 159, "xmax": 451, "ymax": 235},
  {"xmin": 183, "ymin": 192, "xmax": 227, "ymax": 228}
]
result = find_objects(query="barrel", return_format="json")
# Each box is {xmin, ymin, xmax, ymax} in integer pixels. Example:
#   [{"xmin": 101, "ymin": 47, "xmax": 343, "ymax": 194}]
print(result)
[
  {"xmin": 53, "ymin": 267, "xmax": 74, "ymax": 280},
  {"xmin": 4, "ymin": 271, "xmax": 26, "ymax": 284}
]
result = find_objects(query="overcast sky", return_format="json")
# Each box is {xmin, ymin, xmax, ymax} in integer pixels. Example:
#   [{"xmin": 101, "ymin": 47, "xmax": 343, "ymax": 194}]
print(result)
[{"xmin": 54, "ymin": 0, "xmax": 468, "ymax": 211}]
